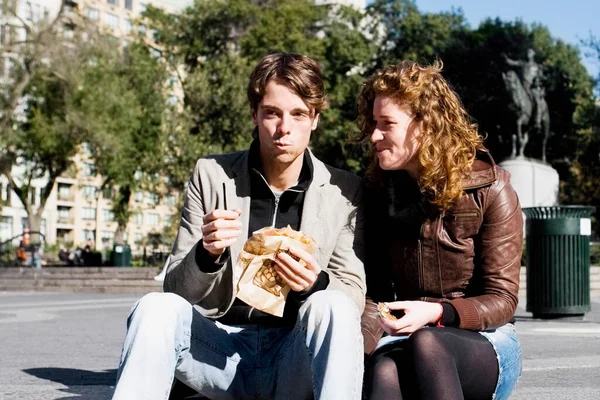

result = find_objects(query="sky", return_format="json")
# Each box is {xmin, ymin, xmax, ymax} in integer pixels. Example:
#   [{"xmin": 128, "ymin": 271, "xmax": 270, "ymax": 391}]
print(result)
[{"xmin": 414, "ymin": 0, "xmax": 600, "ymax": 79}]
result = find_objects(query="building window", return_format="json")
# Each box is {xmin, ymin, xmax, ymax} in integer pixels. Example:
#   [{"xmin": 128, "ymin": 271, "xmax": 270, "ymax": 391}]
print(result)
[
  {"xmin": 133, "ymin": 191, "xmax": 144, "ymax": 203},
  {"xmin": 86, "ymin": 7, "xmax": 99, "ymax": 21},
  {"xmin": 82, "ymin": 185, "xmax": 97, "ymax": 200},
  {"xmin": 123, "ymin": 18, "xmax": 132, "ymax": 34},
  {"xmin": 125, "ymin": 0, "xmax": 133, "ymax": 11},
  {"xmin": 138, "ymin": 24, "xmax": 146, "ymax": 36},
  {"xmin": 166, "ymin": 95, "xmax": 178, "ymax": 107},
  {"xmin": 0, "ymin": 182, "xmax": 12, "ymax": 202},
  {"xmin": 147, "ymin": 213, "xmax": 159, "ymax": 226},
  {"xmin": 101, "ymin": 230, "xmax": 115, "ymax": 244},
  {"xmin": 165, "ymin": 194, "xmax": 176, "ymax": 207},
  {"xmin": 102, "ymin": 209, "xmax": 115, "ymax": 222},
  {"xmin": 102, "ymin": 187, "xmax": 113, "ymax": 200},
  {"xmin": 80, "ymin": 229, "xmax": 95, "ymax": 244},
  {"xmin": 58, "ymin": 184, "xmax": 71, "ymax": 201},
  {"xmin": 104, "ymin": 12, "xmax": 119, "ymax": 29},
  {"xmin": 146, "ymin": 193, "xmax": 160, "ymax": 206},
  {"xmin": 133, "ymin": 212, "xmax": 143, "ymax": 225},
  {"xmin": 82, "ymin": 207, "xmax": 96, "ymax": 220},
  {"xmin": 107, "ymin": 0, "xmax": 118, "ymax": 6},
  {"xmin": 57, "ymin": 207, "xmax": 71, "ymax": 224},
  {"xmin": 63, "ymin": 26, "xmax": 74, "ymax": 39},
  {"xmin": 138, "ymin": 2, "xmax": 147, "ymax": 14},
  {"xmin": 82, "ymin": 162, "xmax": 97, "ymax": 177},
  {"xmin": 0, "ymin": 216, "xmax": 12, "ymax": 242},
  {"xmin": 167, "ymin": 75, "xmax": 178, "ymax": 88}
]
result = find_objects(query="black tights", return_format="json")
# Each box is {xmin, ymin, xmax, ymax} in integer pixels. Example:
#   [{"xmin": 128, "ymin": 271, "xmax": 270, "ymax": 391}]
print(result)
[{"xmin": 365, "ymin": 327, "xmax": 499, "ymax": 400}]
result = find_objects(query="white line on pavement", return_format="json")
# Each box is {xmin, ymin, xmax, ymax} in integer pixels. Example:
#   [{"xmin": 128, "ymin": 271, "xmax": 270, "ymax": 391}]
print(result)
[
  {"xmin": 0, "ymin": 297, "xmax": 140, "ymax": 310},
  {"xmin": 522, "ymin": 356, "xmax": 600, "ymax": 372},
  {"xmin": 0, "ymin": 303, "xmax": 136, "ymax": 324}
]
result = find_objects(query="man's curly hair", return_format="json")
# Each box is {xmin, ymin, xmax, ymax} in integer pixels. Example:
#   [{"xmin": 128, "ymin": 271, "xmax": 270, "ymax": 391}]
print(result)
[{"xmin": 357, "ymin": 60, "xmax": 486, "ymax": 211}]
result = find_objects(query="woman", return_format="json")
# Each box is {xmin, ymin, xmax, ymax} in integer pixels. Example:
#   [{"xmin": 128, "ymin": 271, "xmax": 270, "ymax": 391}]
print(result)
[{"xmin": 358, "ymin": 61, "xmax": 523, "ymax": 400}]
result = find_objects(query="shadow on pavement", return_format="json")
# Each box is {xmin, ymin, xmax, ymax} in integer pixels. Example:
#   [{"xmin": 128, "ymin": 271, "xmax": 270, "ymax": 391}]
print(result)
[{"xmin": 23, "ymin": 367, "xmax": 116, "ymax": 399}]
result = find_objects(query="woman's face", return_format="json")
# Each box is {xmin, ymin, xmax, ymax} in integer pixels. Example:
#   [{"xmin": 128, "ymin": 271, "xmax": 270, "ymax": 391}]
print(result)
[{"xmin": 371, "ymin": 95, "xmax": 421, "ymax": 175}]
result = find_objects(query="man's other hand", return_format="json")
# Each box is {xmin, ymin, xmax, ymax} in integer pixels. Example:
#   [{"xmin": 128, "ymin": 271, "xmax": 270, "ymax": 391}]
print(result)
[{"xmin": 273, "ymin": 247, "xmax": 321, "ymax": 292}]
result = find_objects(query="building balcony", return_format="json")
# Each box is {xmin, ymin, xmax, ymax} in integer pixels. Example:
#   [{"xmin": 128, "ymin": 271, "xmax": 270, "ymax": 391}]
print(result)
[
  {"xmin": 57, "ymin": 217, "xmax": 75, "ymax": 225},
  {"xmin": 57, "ymin": 193, "xmax": 76, "ymax": 202}
]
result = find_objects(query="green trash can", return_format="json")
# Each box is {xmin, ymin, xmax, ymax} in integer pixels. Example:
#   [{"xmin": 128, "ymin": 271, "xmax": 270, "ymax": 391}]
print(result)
[
  {"xmin": 522, "ymin": 206, "xmax": 595, "ymax": 318},
  {"xmin": 112, "ymin": 244, "xmax": 132, "ymax": 267}
]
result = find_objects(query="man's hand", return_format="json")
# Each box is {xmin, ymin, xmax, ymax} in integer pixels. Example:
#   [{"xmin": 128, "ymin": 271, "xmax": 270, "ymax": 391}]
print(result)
[
  {"xmin": 273, "ymin": 246, "xmax": 321, "ymax": 292},
  {"xmin": 378, "ymin": 301, "xmax": 443, "ymax": 336},
  {"xmin": 201, "ymin": 209, "xmax": 242, "ymax": 258}
]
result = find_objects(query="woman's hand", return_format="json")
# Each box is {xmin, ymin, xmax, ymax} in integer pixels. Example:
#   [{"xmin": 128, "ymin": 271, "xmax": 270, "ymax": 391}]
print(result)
[{"xmin": 378, "ymin": 301, "xmax": 443, "ymax": 335}]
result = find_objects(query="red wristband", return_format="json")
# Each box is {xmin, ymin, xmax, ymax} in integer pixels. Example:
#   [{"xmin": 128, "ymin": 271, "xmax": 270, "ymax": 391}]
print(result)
[{"xmin": 435, "ymin": 303, "xmax": 444, "ymax": 328}]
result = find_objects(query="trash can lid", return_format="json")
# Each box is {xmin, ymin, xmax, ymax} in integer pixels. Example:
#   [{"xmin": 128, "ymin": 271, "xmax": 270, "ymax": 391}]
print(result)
[{"xmin": 522, "ymin": 206, "xmax": 596, "ymax": 219}]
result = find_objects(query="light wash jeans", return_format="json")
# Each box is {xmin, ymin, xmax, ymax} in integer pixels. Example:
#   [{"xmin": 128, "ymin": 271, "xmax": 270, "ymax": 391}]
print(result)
[
  {"xmin": 480, "ymin": 323, "xmax": 523, "ymax": 400},
  {"xmin": 112, "ymin": 291, "xmax": 364, "ymax": 400}
]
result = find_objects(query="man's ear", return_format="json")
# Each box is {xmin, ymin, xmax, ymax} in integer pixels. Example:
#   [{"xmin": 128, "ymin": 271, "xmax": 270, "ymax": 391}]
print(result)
[{"xmin": 311, "ymin": 114, "xmax": 320, "ymax": 131}]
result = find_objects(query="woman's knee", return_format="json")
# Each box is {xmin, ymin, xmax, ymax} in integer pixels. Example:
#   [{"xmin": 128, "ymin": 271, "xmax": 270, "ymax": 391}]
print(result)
[
  {"xmin": 370, "ymin": 354, "xmax": 399, "ymax": 378},
  {"xmin": 406, "ymin": 328, "xmax": 444, "ymax": 359}
]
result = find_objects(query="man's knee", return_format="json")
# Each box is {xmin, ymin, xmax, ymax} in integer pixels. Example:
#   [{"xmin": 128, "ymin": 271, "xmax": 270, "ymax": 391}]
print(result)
[
  {"xmin": 128, "ymin": 292, "xmax": 191, "ymax": 329},
  {"xmin": 300, "ymin": 290, "xmax": 360, "ymax": 324}
]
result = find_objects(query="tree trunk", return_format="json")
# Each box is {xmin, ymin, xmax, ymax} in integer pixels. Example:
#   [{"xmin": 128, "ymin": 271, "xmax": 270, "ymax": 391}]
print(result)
[
  {"xmin": 28, "ymin": 213, "xmax": 43, "ymax": 244},
  {"xmin": 113, "ymin": 186, "xmax": 131, "ymax": 246}
]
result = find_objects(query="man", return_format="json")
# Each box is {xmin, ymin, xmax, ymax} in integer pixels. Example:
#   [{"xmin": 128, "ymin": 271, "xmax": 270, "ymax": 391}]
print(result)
[{"xmin": 112, "ymin": 53, "xmax": 366, "ymax": 400}]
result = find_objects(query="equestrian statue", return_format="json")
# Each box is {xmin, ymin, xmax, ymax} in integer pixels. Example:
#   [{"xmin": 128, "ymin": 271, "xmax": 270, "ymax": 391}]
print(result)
[{"xmin": 502, "ymin": 49, "xmax": 551, "ymax": 162}]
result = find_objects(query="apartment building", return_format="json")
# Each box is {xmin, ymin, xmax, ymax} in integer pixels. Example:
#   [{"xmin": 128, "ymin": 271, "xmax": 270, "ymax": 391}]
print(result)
[{"xmin": 0, "ymin": 0, "xmax": 189, "ymax": 255}]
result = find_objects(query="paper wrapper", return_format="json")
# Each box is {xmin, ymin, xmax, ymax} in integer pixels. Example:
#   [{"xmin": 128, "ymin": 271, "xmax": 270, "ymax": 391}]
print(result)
[{"xmin": 235, "ymin": 226, "xmax": 317, "ymax": 317}]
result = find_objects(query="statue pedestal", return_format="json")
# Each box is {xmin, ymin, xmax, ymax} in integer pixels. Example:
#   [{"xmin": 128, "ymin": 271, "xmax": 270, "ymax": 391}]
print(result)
[{"xmin": 498, "ymin": 158, "xmax": 559, "ymax": 208}]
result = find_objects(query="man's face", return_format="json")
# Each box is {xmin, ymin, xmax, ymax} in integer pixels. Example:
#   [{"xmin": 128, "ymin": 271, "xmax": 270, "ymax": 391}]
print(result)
[{"xmin": 252, "ymin": 80, "xmax": 319, "ymax": 168}]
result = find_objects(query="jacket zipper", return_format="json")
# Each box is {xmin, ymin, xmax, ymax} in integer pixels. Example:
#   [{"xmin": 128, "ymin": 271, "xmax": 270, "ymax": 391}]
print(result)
[
  {"xmin": 271, "ymin": 195, "xmax": 280, "ymax": 227},
  {"xmin": 418, "ymin": 224, "xmax": 424, "ymax": 292}
]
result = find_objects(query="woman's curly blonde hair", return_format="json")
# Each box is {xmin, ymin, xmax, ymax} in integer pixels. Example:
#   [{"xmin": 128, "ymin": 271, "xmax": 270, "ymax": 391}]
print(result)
[{"xmin": 357, "ymin": 60, "xmax": 486, "ymax": 212}]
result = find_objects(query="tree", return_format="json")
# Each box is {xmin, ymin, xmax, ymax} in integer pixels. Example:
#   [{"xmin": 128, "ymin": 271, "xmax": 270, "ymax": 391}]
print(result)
[
  {"xmin": 313, "ymin": 5, "xmax": 375, "ymax": 172},
  {"xmin": 563, "ymin": 35, "xmax": 600, "ymax": 235},
  {"xmin": 365, "ymin": 0, "xmax": 468, "ymax": 71},
  {"xmin": 78, "ymin": 40, "xmax": 169, "ymax": 245},
  {"xmin": 0, "ymin": 1, "xmax": 90, "ymax": 240}
]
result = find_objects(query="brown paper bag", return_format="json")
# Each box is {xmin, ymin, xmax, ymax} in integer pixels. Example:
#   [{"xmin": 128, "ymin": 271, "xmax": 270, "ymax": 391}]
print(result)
[{"xmin": 235, "ymin": 226, "xmax": 316, "ymax": 317}]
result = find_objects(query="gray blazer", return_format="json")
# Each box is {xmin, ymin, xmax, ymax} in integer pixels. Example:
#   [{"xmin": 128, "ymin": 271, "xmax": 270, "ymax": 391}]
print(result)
[{"xmin": 164, "ymin": 149, "xmax": 366, "ymax": 316}]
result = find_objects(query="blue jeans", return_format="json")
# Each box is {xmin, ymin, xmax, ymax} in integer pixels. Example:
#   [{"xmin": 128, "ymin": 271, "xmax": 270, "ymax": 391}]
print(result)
[
  {"xmin": 112, "ymin": 291, "xmax": 364, "ymax": 400},
  {"xmin": 480, "ymin": 323, "xmax": 522, "ymax": 400}
]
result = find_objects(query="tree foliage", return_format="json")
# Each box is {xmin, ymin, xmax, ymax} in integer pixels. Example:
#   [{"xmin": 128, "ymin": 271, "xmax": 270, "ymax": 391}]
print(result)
[
  {"xmin": 4, "ymin": 0, "xmax": 600, "ymax": 239},
  {"xmin": 76, "ymin": 39, "xmax": 168, "ymax": 243}
]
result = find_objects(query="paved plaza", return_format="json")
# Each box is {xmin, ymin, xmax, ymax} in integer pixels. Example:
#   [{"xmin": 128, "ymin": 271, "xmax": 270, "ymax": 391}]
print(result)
[{"xmin": 0, "ymin": 291, "xmax": 599, "ymax": 400}]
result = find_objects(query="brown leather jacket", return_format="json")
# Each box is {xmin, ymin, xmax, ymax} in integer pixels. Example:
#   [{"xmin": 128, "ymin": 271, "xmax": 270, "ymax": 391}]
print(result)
[{"xmin": 362, "ymin": 153, "xmax": 523, "ymax": 354}]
